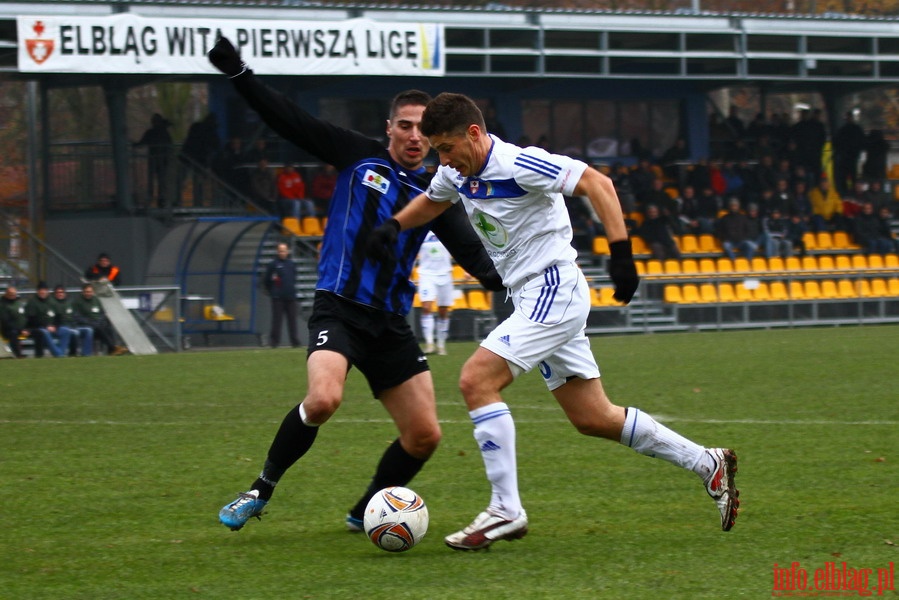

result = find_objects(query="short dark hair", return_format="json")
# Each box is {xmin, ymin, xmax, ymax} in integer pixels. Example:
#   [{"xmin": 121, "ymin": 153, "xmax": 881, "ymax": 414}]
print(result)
[
  {"xmin": 421, "ymin": 92, "xmax": 485, "ymax": 138},
  {"xmin": 389, "ymin": 90, "xmax": 432, "ymax": 120}
]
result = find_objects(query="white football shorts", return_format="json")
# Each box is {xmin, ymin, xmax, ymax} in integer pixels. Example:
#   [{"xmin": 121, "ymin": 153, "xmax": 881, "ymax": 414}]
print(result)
[
  {"xmin": 481, "ymin": 261, "xmax": 600, "ymax": 391},
  {"xmin": 417, "ymin": 273, "xmax": 455, "ymax": 307}
]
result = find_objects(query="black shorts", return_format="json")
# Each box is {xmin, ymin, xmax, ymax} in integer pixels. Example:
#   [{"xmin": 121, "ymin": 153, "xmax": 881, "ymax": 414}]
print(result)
[{"xmin": 307, "ymin": 291, "xmax": 429, "ymax": 398}]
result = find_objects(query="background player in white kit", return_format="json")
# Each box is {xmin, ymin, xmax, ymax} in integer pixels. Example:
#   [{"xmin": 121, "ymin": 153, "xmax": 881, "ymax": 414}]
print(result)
[
  {"xmin": 367, "ymin": 92, "xmax": 740, "ymax": 551},
  {"xmin": 416, "ymin": 231, "xmax": 455, "ymax": 355}
]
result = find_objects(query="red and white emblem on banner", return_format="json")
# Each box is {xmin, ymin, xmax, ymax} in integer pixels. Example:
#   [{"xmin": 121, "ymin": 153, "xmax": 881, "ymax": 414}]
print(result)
[
  {"xmin": 25, "ymin": 21, "xmax": 54, "ymax": 65},
  {"xmin": 469, "ymin": 180, "xmax": 480, "ymax": 195}
]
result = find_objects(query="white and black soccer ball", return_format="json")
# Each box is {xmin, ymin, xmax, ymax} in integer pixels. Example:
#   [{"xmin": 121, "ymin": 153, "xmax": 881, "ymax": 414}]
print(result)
[{"xmin": 363, "ymin": 486, "xmax": 429, "ymax": 552}]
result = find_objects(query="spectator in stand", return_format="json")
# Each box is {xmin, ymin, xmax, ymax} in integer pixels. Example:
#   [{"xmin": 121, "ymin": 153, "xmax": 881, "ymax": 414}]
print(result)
[
  {"xmin": 610, "ymin": 162, "xmax": 637, "ymax": 214},
  {"xmin": 310, "ymin": 164, "xmax": 338, "ymax": 217},
  {"xmin": 686, "ymin": 157, "xmax": 712, "ymax": 195},
  {"xmin": 724, "ymin": 105, "xmax": 746, "ymax": 152},
  {"xmin": 215, "ymin": 135, "xmax": 248, "ymax": 197},
  {"xmin": 660, "ymin": 137, "xmax": 689, "ymax": 180},
  {"xmin": 696, "ymin": 186, "xmax": 723, "ymax": 231},
  {"xmin": 71, "ymin": 283, "xmax": 128, "ymax": 356},
  {"xmin": 25, "ymin": 282, "xmax": 70, "ymax": 358},
  {"xmin": 677, "ymin": 184, "xmax": 702, "ymax": 234},
  {"xmin": 51, "ymin": 285, "xmax": 92, "ymax": 357},
  {"xmin": 178, "ymin": 113, "xmax": 220, "ymax": 207},
  {"xmin": 787, "ymin": 210, "xmax": 810, "ymax": 257},
  {"xmin": 852, "ymin": 201, "xmax": 897, "ymax": 255},
  {"xmin": 719, "ymin": 160, "xmax": 745, "ymax": 198},
  {"xmin": 797, "ymin": 108, "xmax": 828, "ymax": 182},
  {"xmin": 629, "ymin": 158, "xmax": 657, "ymax": 205},
  {"xmin": 780, "ymin": 139, "xmax": 803, "ymax": 173},
  {"xmin": 862, "ymin": 178, "xmax": 892, "ymax": 214},
  {"xmin": 808, "ymin": 177, "xmax": 845, "ymax": 233},
  {"xmin": 832, "ymin": 111, "xmax": 866, "ymax": 196},
  {"xmin": 566, "ymin": 195, "xmax": 601, "ymax": 252},
  {"xmin": 788, "ymin": 180, "xmax": 813, "ymax": 232},
  {"xmin": 0, "ymin": 285, "xmax": 28, "ymax": 358},
  {"xmin": 753, "ymin": 154, "xmax": 780, "ymax": 195},
  {"xmin": 792, "ymin": 163, "xmax": 816, "ymax": 192},
  {"xmin": 746, "ymin": 112, "xmax": 770, "ymax": 148},
  {"xmin": 84, "ymin": 252, "xmax": 122, "ymax": 286},
  {"xmin": 770, "ymin": 112, "xmax": 792, "ymax": 151},
  {"xmin": 862, "ymin": 130, "xmax": 889, "ymax": 182},
  {"xmin": 767, "ymin": 178, "xmax": 793, "ymax": 216},
  {"xmin": 840, "ymin": 179, "xmax": 867, "ymax": 220},
  {"xmin": 134, "ymin": 113, "xmax": 173, "ymax": 207},
  {"xmin": 637, "ymin": 204, "xmax": 681, "ymax": 260},
  {"xmin": 762, "ymin": 207, "xmax": 794, "ymax": 259},
  {"xmin": 244, "ymin": 138, "xmax": 270, "ymax": 164},
  {"xmin": 249, "ymin": 157, "xmax": 278, "ymax": 214},
  {"xmin": 715, "ymin": 197, "xmax": 758, "ymax": 261},
  {"xmin": 773, "ymin": 157, "xmax": 793, "ymax": 185},
  {"xmin": 276, "ymin": 163, "xmax": 315, "ymax": 221}
]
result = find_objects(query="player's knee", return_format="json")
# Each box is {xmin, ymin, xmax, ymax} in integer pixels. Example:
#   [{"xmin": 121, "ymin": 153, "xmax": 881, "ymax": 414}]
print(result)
[
  {"xmin": 301, "ymin": 393, "xmax": 342, "ymax": 424},
  {"xmin": 403, "ymin": 424, "xmax": 441, "ymax": 459}
]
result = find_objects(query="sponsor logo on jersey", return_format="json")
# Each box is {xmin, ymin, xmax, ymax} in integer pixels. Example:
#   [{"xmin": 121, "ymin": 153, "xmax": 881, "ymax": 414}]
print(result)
[
  {"xmin": 362, "ymin": 169, "xmax": 390, "ymax": 194},
  {"xmin": 474, "ymin": 211, "xmax": 508, "ymax": 248}
]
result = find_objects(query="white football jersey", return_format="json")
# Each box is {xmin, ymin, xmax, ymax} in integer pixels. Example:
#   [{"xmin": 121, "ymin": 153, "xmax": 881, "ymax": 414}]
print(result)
[
  {"xmin": 417, "ymin": 231, "xmax": 453, "ymax": 279},
  {"xmin": 426, "ymin": 135, "xmax": 586, "ymax": 289}
]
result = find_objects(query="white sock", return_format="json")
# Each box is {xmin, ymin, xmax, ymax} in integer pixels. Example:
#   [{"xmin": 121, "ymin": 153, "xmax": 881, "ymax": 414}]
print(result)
[
  {"xmin": 470, "ymin": 402, "xmax": 522, "ymax": 519},
  {"xmin": 436, "ymin": 317, "xmax": 449, "ymax": 346},
  {"xmin": 421, "ymin": 313, "xmax": 435, "ymax": 345},
  {"xmin": 620, "ymin": 407, "xmax": 714, "ymax": 479}
]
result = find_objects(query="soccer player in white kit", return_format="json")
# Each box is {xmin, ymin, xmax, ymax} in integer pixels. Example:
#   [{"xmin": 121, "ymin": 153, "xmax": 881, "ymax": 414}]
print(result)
[
  {"xmin": 416, "ymin": 231, "xmax": 455, "ymax": 355},
  {"xmin": 367, "ymin": 93, "xmax": 739, "ymax": 551}
]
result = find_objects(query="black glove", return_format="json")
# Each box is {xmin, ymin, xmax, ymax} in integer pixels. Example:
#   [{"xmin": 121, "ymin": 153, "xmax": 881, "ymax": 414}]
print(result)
[
  {"xmin": 209, "ymin": 37, "xmax": 247, "ymax": 78},
  {"xmin": 366, "ymin": 218, "xmax": 401, "ymax": 263},
  {"xmin": 608, "ymin": 239, "xmax": 639, "ymax": 304},
  {"xmin": 477, "ymin": 269, "xmax": 505, "ymax": 292}
]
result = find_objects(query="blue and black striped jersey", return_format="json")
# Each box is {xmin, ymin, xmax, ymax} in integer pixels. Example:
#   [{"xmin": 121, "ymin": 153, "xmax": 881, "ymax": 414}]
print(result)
[{"xmin": 231, "ymin": 72, "xmax": 497, "ymax": 315}]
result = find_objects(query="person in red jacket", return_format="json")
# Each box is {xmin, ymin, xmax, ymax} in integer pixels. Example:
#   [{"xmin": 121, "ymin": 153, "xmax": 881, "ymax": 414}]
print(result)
[
  {"xmin": 84, "ymin": 253, "xmax": 121, "ymax": 286},
  {"xmin": 276, "ymin": 163, "xmax": 315, "ymax": 221}
]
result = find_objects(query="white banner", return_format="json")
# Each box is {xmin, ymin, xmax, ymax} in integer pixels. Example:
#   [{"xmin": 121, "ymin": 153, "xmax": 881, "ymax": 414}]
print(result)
[{"xmin": 17, "ymin": 15, "xmax": 445, "ymax": 76}]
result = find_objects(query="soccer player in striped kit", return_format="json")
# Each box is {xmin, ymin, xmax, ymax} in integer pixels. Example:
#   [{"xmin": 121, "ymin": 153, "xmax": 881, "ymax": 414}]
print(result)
[
  {"xmin": 209, "ymin": 39, "xmax": 503, "ymax": 533},
  {"xmin": 368, "ymin": 92, "xmax": 740, "ymax": 550}
]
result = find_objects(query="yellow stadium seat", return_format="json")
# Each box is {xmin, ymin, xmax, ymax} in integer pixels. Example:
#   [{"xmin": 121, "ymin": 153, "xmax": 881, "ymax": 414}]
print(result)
[
  {"xmin": 753, "ymin": 282, "xmax": 771, "ymax": 301},
  {"xmin": 203, "ymin": 305, "xmax": 235, "ymax": 321},
  {"xmin": 597, "ymin": 287, "xmax": 619, "ymax": 306},
  {"xmin": 868, "ymin": 255, "xmax": 885, "ymax": 269},
  {"xmin": 734, "ymin": 283, "xmax": 754, "ymax": 301},
  {"xmin": 281, "ymin": 217, "xmax": 302, "ymax": 236},
  {"xmin": 834, "ymin": 255, "xmax": 851, "ymax": 270},
  {"xmin": 680, "ymin": 284, "xmax": 700, "ymax": 303},
  {"xmin": 889, "ymin": 164, "xmax": 899, "ymax": 179},
  {"xmin": 630, "ymin": 236, "xmax": 649, "ymax": 255},
  {"xmin": 412, "ymin": 293, "xmax": 422, "ymax": 308},
  {"xmin": 629, "ymin": 211, "xmax": 644, "ymax": 227},
  {"xmin": 663, "ymin": 259, "xmax": 681, "ymax": 275},
  {"xmin": 889, "ymin": 278, "xmax": 899, "ymax": 296},
  {"xmin": 820, "ymin": 279, "xmax": 839, "ymax": 299},
  {"xmin": 816, "ymin": 231, "xmax": 834, "ymax": 250},
  {"xmin": 699, "ymin": 283, "xmax": 718, "ymax": 303},
  {"xmin": 784, "ymin": 256, "xmax": 801, "ymax": 271},
  {"xmin": 645, "ymin": 260, "xmax": 663, "ymax": 275},
  {"xmin": 699, "ymin": 258, "xmax": 716, "ymax": 274},
  {"xmin": 635, "ymin": 261, "xmax": 646, "ymax": 276},
  {"xmin": 832, "ymin": 231, "xmax": 857, "ymax": 250},
  {"xmin": 750, "ymin": 257, "xmax": 767, "ymax": 272},
  {"xmin": 804, "ymin": 280, "xmax": 822, "ymax": 299},
  {"xmin": 680, "ymin": 259, "xmax": 699, "ymax": 274},
  {"xmin": 698, "ymin": 234, "xmax": 719, "ymax": 253},
  {"xmin": 801, "ymin": 256, "xmax": 818, "ymax": 271},
  {"xmin": 817, "ymin": 255, "xmax": 835, "ymax": 271},
  {"xmin": 770, "ymin": 281, "xmax": 789, "ymax": 300},
  {"xmin": 868, "ymin": 278, "xmax": 888, "ymax": 297},
  {"xmin": 411, "ymin": 266, "xmax": 419, "ymax": 282},
  {"xmin": 451, "ymin": 293, "xmax": 469, "ymax": 310},
  {"xmin": 718, "ymin": 283, "xmax": 736, "ymax": 302},
  {"xmin": 663, "ymin": 285, "xmax": 682, "ymax": 303},
  {"xmin": 452, "ymin": 265, "xmax": 468, "ymax": 281},
  {"xmin": 789, "ymin": 281, "xmax": 805, "ymax": 299},
  {"xmin": 856, "ymin": 279, "xmax": 872, "ymax": 298},
  {"xmin": 884, "ymin": 254, "xmax": 899, "ymax": 268},
  {"xmin": 767, "ymin": 257, "xmax": 784, "ymax": 272},
  {"xmin": 593, "ymin": 237, "xmax": 610, "ymax": 255},
  {"xmin": 301, "ymin": 217, "xmax": 324, "ymax": 236},
  {"xmin": 467, "ymin": 289, "xmax": 491, "ymax": 311},
  {"xmin": 837, "ymin": 279, "xmax": 856, "ymax": 298},
  {"xmin": 679, "ymin": 235, "xmax": 699, "ymax": 254},
  {"xmin": 802, "ymin": 232, "xmax": 817, "ymax": 251},
  {"xmin": 716, "ymin": 258, "xmax": 734, "ymax": 274},
  {"xmin": 733, "ymin": 257, "xmax": 751, "ymax": 273}
]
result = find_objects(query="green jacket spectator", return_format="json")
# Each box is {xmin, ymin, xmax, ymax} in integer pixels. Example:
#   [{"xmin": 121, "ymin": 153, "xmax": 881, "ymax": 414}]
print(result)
[
  {"xmin": 25, "ymin": 282, "xmax": 70, "ymax": 358},
  {"xmin": 71, "ymin": 283, "xmax": 127, "ymax": 355},
  {"xmin": 1, "ymin": 285, "xmax": 28, "ymax": 357}
]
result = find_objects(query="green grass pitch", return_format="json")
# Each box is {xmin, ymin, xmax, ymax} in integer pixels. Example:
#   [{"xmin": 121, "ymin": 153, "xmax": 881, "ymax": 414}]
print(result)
[{"xmin": 2, "ymin": 325, "xmax": 896, "ymax": 599}]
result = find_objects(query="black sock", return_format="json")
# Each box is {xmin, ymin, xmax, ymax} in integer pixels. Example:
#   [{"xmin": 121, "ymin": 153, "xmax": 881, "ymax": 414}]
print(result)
[
  {"xmin": 252, "ymin": 404, "xmax": 318, "ymax": 501},
  {"xmin": 348, "ymin": 438, "xmax": 427, "ymax": 519}
]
